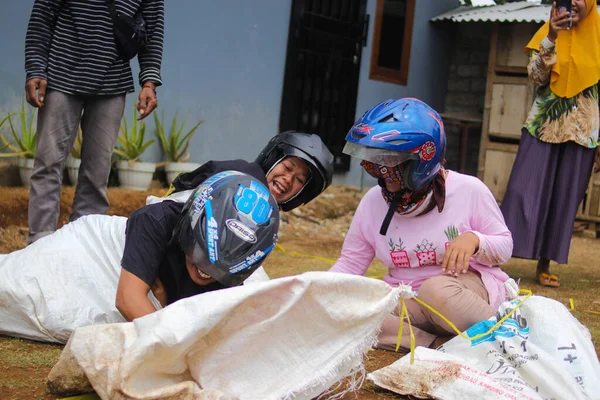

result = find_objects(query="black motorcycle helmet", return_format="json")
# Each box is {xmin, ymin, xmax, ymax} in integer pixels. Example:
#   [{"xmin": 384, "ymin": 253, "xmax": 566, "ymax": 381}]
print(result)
[
  {"xmin": 173, "ymin": 171, "xmax": 280, "ymax": 287},
  {"xmin": 255, "ymin": 131, "xmax": 334, "ymax": 212}
]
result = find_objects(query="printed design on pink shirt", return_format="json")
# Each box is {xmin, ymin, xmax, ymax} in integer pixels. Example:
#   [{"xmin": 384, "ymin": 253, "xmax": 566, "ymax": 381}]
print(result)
[
  {"xmin": 389, "ymin": 237, "xmax": 411, "ymax": 268},
  {"xmin": 414, "ymin": 239, "xmax": 437, "ymax": 267},
  {"xmin": 444, "ymin": 225, "xmax": 459, "ymax": 250}
]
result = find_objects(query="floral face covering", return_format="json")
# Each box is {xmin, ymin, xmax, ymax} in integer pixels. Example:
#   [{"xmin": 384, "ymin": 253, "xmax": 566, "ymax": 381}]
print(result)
[{"xmin": 360, "ymin": 160, "xmax": 446, "ymax": 218}]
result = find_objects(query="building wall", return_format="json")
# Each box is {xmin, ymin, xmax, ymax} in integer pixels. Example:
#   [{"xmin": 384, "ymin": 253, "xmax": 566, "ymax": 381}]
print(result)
[
  {"xmin": 442, "ymin": 22, "xmax": 492, "ymax": 176},
  {"xmin": 0, "ymin": 0, "xmax": 459, "ymax": 188},
  {"xmin": 0, "ymin": 0, "xmax": 292, "ymax": 167},
  {"xmin": 335, "ymin": 0, "xmax": 458, "ymax": 188}
]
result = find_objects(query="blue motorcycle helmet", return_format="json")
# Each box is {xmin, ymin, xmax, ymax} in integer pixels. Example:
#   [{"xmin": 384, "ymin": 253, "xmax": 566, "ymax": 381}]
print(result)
[{"xmin": 343, "ymin": 98, "xmax": 446, "ymax": 192}]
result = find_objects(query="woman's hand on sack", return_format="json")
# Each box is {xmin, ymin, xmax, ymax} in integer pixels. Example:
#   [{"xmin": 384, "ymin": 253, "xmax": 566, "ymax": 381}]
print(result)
[
  {"xmin": 594, "ymin": 147, "xmax": 600, "ymax": 173},
  {"xmin": 441, "ymin": 232, "xmax": 480, "ymax": 277},
  {"xmin": 137, "ymin": 82, "xmax": 158, "ymax": 120},
  {"xmin": 548, "ymin": 2, "xmax": 571, "ymax": 42}
]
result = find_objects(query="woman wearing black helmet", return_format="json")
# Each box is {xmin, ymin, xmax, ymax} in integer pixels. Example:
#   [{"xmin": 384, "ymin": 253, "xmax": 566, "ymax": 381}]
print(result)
[
  {"xmin": 170, "ymin": 131, "xmax": 334, "ymax": 212},
  {"xmin": 115, "ymin": 133, "xmax": 334, "ymax": 321},
  {"xmin": 255, "ymin": 131, "xmax": 334, "ymax": 211}
]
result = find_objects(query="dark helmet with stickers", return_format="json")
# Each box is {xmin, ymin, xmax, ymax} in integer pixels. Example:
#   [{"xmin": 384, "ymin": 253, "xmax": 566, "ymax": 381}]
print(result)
[
  {"xmin": 255, "ymin": 131, "xmax": 334, "ymax": 211},
  {"xmin": 173, "ymin": 170, "xmax": 280, "ymax": 287}
]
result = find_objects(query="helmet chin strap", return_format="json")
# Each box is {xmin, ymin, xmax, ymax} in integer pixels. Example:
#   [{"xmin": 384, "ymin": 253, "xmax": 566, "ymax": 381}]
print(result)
[
  {"xmin": 376, "ymin": 177, "xmax": 399, "ymax": 236},
  {"xmin": 380, "ymin": 194, "xmax": 401, "ymax": 236}
]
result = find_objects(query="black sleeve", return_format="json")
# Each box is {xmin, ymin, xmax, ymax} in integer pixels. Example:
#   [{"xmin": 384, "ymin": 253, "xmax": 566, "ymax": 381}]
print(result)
[
  {"xmin": 121, "ymin": 201, "xmax": 183, "ymax": 287},
  {"xmin": 171, "ymin": 159, "xmax": 267, "ymax": 192}
]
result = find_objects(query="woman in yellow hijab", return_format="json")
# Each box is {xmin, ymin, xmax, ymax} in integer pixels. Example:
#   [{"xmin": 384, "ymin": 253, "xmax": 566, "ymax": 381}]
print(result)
[{"xmin": 501, "ymin": 0, "xmax": 600, "ymax": 288}]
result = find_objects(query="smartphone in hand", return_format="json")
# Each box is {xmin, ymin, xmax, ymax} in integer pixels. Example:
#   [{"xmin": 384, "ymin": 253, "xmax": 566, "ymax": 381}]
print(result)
[{"xmin": 555, "ymin": 0, "xmax": 573, "ymax": 29}]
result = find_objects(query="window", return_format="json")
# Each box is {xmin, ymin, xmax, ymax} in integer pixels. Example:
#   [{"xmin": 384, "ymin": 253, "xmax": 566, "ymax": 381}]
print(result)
[{"xmin": 369, "ymin": 0, "xmax": 415, "ymax": 86}]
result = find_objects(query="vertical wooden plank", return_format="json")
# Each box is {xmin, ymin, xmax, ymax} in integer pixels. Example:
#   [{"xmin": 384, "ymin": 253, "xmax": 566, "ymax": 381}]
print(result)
[
  {"xmin": 488, "ymin": 83, "xmax": 533, "ymax": 140},
  {"xmin": 483, "ymin": 149, "xmax": 517, "ymax": 202},
  {"xmin": 478, "ymin": 23, "xmax": 499, "ymax": 181},
  {"xmin": 496, "ymin": 24, "xmax": 539, "ymax": 68}
]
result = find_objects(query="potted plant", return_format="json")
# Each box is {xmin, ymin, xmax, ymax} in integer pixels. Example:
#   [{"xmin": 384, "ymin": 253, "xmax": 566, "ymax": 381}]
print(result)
[
  {"xmin": 113, "ymin": 106, "xmax": 156, "ymax": 191},
  {"xmin": 0, "ymin": 99, "xmax": 37, "ymax": 188},
  {"xmin": 66, "ymin": 127, "xmax": 83, "ymax": 186},
  {"xmin": 154, "ymin": 111, "xmax": 204, "ymax": 183}
]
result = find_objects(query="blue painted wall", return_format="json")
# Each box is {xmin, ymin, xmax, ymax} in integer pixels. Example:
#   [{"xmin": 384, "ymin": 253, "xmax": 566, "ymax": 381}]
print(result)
[
  {"xmin": 336, "ymin": 0, "xmax": 458, "ymax": 188},
  {"xmin": 0, "ymin": 0, "xmax": 458, "ymax": 187},
  {"xmin": 0, "ymin": 0, "xmax": 292, "ymax": 165}
]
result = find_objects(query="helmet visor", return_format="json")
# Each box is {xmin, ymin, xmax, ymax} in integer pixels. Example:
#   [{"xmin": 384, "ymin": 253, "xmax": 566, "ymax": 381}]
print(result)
[{"xmin": 343, "ymin": 142, "xmax": 417, "ymax": 167}]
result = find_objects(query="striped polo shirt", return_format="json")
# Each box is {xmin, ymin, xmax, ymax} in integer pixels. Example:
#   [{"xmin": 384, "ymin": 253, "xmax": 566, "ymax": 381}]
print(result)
[{"xmin": 25, "ymin": 0, "xmax": 164, "ymax": 95}]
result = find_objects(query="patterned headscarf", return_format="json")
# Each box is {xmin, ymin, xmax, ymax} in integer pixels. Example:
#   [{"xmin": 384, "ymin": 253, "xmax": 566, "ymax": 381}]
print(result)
[{"xmin": 361, "ymin": 160, "xmax": 446, "ymax": 217}]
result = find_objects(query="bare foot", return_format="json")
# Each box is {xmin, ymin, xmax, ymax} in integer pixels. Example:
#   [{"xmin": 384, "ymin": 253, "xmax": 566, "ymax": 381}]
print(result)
[{"xmin": 535, "ymin": 258, "xmax": 550, "ymax": 278}]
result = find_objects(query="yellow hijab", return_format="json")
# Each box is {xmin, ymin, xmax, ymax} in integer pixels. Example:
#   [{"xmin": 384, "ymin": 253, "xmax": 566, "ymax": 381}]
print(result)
[{"xmin": 526, "ymin": 0, "xmax": 600, "ymax": 98}]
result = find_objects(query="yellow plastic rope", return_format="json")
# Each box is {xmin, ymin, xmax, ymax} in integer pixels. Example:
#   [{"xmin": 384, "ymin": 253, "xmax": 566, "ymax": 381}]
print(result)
[
  {"xmin": 417, "ymin": 289, "xmax": 532, "ymax": 341},
  {"xmin": 59, "ymin": 394, "xmax": 100, "ymax": 400},
  {"xmin": 276, "ymin": 243, "xmax": 337, "ymax": 263},
  {"xmin": 395, "ymin": 298, "xmax": 417, "ymax": 363},
  {"xmin": 394, "ymin": 289, "xmax": 533, "ymax": 363},
  {"xmin": 276, "ymin": 244, "xmax": 535, "ymax": 359},
  {"xmin": 396, "ymin": 299, "xmax": 406, "ymax": 352},
  {"xmin": 164, "ymin": 184, "xmax": 175, "ymax": 197},
  {"xmin": 583, "ymin": 310, "xmax": 600, "ymax": 315},
  {"xmin": 275, "ymin": 244, "xmax": 385, "ymax": 278},
  {"xmin": 275, "ymin": 243, "xmax": 286, "ymax": 252},
  {"xmin": 566, "ymin": 298, "xmax": 600, "ymax": 315}
]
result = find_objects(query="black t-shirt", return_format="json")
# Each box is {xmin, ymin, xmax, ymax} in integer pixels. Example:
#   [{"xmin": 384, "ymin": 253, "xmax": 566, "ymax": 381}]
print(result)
[
  {"xmin": 120, "ymin": 159, "xmax": 267, "ymax": 304},
  {"xmin": 171, "ymin": 159, "xmax": 268, "ymax": 193}
]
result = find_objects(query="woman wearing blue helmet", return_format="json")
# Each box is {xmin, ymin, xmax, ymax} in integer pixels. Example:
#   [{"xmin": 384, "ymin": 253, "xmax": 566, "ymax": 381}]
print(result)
[{"xmin": 329, "ymin": 98, "xmax": 516, "ymax": 350}]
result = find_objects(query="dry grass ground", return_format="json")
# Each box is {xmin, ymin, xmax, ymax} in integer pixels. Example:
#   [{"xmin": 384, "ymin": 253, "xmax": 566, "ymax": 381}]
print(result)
[{"xmin": 0, "ymin": 185, "xmax": 598, "ymax": 399}]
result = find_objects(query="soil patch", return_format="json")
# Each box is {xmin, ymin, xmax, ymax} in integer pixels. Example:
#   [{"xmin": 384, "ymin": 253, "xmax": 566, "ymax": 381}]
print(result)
[{"xmin": 1, "ymin": 183, "xmax": 599, "ymax": 399}]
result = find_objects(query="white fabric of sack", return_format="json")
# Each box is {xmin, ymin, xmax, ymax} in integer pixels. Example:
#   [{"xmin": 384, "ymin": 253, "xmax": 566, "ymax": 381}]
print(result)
[
  {"xmin": 369, "ymin": 295, "xmax": 600, "ymax": 400},
  {"xmin": 146, "ymin": 189, "xmax": 194, "ymax": 206},
  {"xmin": 57, "ymin": 272, "xmax": 400, "ymax": 400},
  {"xmin": 0, "ymin": 214, "xmax": 268, "ymax": 344},
  {"xmin": 0, "ymin": 215, "xmax": 131, "ymax": 343}
]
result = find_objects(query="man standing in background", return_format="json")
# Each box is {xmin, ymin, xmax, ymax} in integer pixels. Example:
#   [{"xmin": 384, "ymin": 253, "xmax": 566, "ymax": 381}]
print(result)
[{"xmin": 24, "ymin": 0, "xmax": 164, "ymax": 244}]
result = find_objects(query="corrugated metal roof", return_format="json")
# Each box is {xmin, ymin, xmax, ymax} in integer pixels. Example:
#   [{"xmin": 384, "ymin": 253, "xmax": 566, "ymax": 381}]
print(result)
[{"xmin": 431, "ymin": 2, "xmax": 552, "ymax": 23}]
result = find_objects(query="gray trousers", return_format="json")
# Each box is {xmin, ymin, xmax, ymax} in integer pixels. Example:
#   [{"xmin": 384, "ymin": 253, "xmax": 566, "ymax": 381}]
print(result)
[{"xmin": 28, "ymin": 90, "xmax": 126, "ymax": 244}]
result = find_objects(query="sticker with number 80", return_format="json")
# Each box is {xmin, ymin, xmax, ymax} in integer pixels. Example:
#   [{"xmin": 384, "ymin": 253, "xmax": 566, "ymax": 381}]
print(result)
[{"xmin": 234, "ymin": 183, "xmax": 273, "ymax": 225}]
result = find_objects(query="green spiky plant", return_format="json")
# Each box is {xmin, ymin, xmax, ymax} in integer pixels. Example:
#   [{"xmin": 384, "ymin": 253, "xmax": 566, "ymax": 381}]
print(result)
[
  {"xmin": 0, "ymin": 99, "xmax": 37, "ymax": 159},
  {"xmin": 113, "ymin": 106, "xmax": 155, "ymax": 163},
  {"xmin": 153, "ymin": 111, "xmax": 204, "ymax": 162}
]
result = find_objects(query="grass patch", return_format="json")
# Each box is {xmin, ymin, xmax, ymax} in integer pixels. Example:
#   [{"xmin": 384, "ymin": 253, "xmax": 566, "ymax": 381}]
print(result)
[
  {"xmin": 0, "ymin": 337, "xmax": 62, "ymax": 368},
  {"xmin": 0, "ymin": 376, "xmax": 46, "ymax": 388}
]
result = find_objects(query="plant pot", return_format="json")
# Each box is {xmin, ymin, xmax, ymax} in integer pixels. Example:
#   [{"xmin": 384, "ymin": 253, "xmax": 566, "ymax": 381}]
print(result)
[
  {"xmin": 164, "ymin": 162, "xmax": 202, "ymax": 184},
  {"xmin": 66, "ymin": 156, "xmax": 81, "ymax": 187},
  {"xmin": 17, "ymin": 158, "xmax": 35, "ymax": 189},
  {"xmin": 117, "ymin": 160, "xmax": 156, "ymax": 191}
]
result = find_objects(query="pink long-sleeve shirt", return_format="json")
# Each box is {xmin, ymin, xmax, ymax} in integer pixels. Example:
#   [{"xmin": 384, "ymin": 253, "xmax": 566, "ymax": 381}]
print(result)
[{"xmin": 330, "ymin": 171, "xmax": 513, "ymax": 309}]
